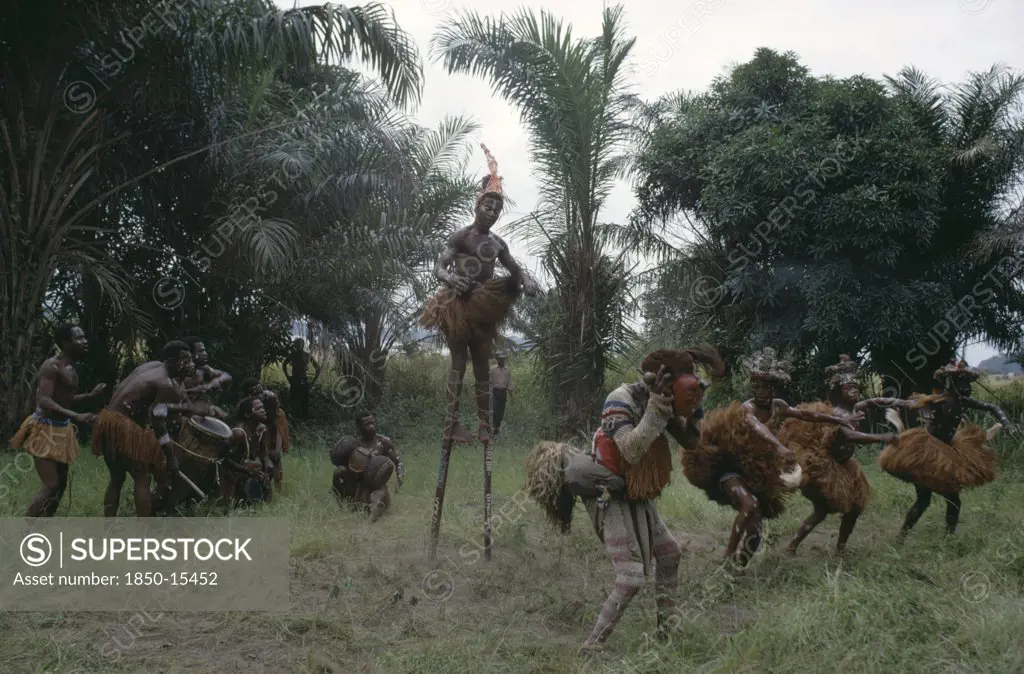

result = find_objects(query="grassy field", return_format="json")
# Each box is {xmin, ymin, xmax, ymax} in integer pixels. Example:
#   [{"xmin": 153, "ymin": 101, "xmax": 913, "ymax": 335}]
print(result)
[
  {"xmin": 2, "ymin": 359, "xmax": 1024, "ymax": 673},
  {"xmin": 1, "ymin": 415, "xmax": 1023, "ymax": 673}
]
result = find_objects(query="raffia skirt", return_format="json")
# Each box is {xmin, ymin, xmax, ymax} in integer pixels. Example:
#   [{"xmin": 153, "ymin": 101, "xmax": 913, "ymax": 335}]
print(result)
[
  {"xmin": 878, "ymin": 425, "xmax": 996, "ymax": 493},
  {"xmin": 275, "ymin": 408, "xmax": 289, "ymax": 455},
  {"xmin": 682, "ymin": 401, "xmax": 794, "ymax": 518},
  {"xmin": 91, "ymin": 408, "xmax": 164, "ymax": 468},
  {"xmin": 10, "ymin": 414, "xmax": 80, "ymax": 464},
  {"xmin": 777, "ymin": 403, "xmax": 870, "ymax": 514},
  {"xmin": 419, "ymin": 276, "xmax": 520, "ymax": 344}
]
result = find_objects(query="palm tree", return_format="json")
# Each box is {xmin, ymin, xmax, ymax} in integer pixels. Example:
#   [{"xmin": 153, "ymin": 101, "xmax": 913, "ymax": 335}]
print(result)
[
  {"xmin": 885, "ymin": 64, "xmax": 1024, "ymax": 359},
  {"xmin": 0, "ymin": 0, "xmax": 423, "ymax": 432},
  {"xmin": 281, "ymin": 111, "xmax": 481, "ymax": 404},
  {"xmin": 430, "ymin": 4, "xmax": 642, "ymax": 432}
]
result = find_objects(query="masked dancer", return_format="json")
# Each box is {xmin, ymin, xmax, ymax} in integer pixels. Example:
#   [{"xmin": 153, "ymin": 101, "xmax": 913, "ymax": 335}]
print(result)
[{"xmin": 525, "ymin": 346, "xmax": 725, "ymax": 655}]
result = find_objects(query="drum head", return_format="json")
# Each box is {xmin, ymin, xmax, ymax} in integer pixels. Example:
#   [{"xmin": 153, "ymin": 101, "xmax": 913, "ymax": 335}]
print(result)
[
  {"xmin": 330, "ymin": 435, "xmax": 360, "ymax": 467},
  {"xmin": 189, "ymin": 415, "xmax": 232, "ymax": 440},
  {"xmin": 364, "ymin": 454, "xmax": 395, "ymax": 490}
]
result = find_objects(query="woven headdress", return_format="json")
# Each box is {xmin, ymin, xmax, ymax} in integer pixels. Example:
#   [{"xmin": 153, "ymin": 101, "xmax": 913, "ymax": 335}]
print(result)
[
  {"xmin": 477, "ymin": 143, "xmax": 503, "ymax": 204},
  {"xmin": 742, "ymin": 347, "xmax": 791, "ymax": 384},
  {"xmin": 933, "ymin": 358, "xmax": 979, "ymax": 385},
  {"xmin": 825, "ymin": 354, "xmax": 859, "ymax": 389}
]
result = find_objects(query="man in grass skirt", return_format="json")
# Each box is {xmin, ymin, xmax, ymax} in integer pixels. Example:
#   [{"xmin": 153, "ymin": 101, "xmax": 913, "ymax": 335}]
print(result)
[
  {"xmin": 11, "ymin": 324, "xmax": 106, "ymax": 516},
  {"xmin": 420, "ymin": 144, "xmax": 538, "ymax": 444},
  {"xmin": 877, "ymin": 359, "xmax": 1014, "ymax": 536}
]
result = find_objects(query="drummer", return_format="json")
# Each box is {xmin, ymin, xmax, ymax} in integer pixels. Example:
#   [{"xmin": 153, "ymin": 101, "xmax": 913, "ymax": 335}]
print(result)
[
  {"xmin": 92, "ymin": 341, "xmax": 225, "ymax": 517},
  {"xmin": 182, "ymin": 337, "xmax": 232, "ymax": 402},
  {"xmin": 330, "ymin": 411, "xmax": 404, "ymax": 521},
  {"xmin": 218, "ymin": 397, "xmax": 273, "ymax": 506}
]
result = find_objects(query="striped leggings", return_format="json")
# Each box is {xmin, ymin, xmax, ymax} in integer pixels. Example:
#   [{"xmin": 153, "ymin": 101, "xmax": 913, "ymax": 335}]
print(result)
[{"xmin": 586, "ymin": 500, "xmax": 681, "ymax": 644}]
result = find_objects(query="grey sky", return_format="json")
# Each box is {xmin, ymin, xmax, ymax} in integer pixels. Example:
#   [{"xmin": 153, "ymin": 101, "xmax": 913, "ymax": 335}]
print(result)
[{"xmin": 280, "ymin": 0, "xmax": 1022, "ymax": 362}]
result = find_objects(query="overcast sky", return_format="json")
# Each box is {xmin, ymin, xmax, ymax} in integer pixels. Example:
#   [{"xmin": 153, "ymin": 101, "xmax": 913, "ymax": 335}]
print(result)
[{"xmin": 279, "ymin": 0, "xmax": 1023, "ymax": 363}]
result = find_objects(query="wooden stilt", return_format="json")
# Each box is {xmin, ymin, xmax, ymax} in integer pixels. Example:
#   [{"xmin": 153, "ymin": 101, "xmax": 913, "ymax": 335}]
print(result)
[
  {"xmin": 483, "ymin": 437, "xmax": 493, "ymax": 560},
  {"xmin": 428, "ymin": 435, "xmax": 454, "ymax": 563}
]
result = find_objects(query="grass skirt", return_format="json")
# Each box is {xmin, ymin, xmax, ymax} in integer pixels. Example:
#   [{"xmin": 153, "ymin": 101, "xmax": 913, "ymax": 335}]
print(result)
[
  {"xmin": 276, "ymin": 408, "xmax": 290, "ymax": 454},
  {"xmin": 777, "ymin": 403, "xmax": 869, "ymax": 514},
  {"xmin": 419, "ymin": 276, "xmax": 520, "ymax": 344},
  {"xmin": 682, "ymin": 401, "xmax": 793, "ymax": 518},
  {"xmin": 91, "ymin": 408, "xmax": 164, "ymax": 467},
  {"xmin": 9, "ymin": 415, "xmax": 80, "ymax": 464},
  {"xmin": 524, "ymin": 441, "xmax": 576, "ymax": 533},
  {"xmin": 878, "ymin": 424, "xmax": 996, "ymax": 493}
]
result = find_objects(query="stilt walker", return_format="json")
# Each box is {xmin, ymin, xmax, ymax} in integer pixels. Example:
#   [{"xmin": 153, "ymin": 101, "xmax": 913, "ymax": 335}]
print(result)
[{"xmin": 421, "ymin": 144, "xmax": 538, "ymax": 561}]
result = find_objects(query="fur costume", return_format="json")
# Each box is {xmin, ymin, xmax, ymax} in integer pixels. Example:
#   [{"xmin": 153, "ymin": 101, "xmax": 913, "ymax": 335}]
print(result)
[
  {"xmin": 683, "ymin": 401, "xmax": 793, "ymax": 518},
  {"xmin": 778, "ymin": 402, "xmax": 870, "ymax": 514}
]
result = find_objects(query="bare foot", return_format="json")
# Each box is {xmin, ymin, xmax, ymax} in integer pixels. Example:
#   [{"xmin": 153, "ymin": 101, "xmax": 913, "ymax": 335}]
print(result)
[
  {"xmin": 578, "ymin": 641, "xmax": 604, "ymax": 658},
  {"xmin": 784, "ymin": 544, "xmax": 798, "ymax": 557},
  {"xmin": 476, "ymin": 422, "xmax": 491, "ymax": 444}
]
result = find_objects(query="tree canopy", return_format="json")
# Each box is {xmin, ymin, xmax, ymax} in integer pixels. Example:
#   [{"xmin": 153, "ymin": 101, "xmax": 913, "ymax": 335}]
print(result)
[{"xmin": 632, "ymin": 48, "xmax": 1024, "ymax": 397}]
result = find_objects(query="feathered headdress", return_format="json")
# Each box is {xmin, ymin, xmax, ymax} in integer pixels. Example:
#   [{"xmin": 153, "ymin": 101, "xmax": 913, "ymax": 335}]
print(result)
[
  {"xmin": 825, "ymin": 354, "xmax": 859, "ymax": 389},
  {"xmin": 743, "ymin": 347, "xmax": 791, "ymax": 384},
  {"xmin": 933, "ymin": 358, "xmax": 979, "ymax": 385},
  {"xmin": 477, "ymin": 143, "xmax": 503, "ymax": 203}
]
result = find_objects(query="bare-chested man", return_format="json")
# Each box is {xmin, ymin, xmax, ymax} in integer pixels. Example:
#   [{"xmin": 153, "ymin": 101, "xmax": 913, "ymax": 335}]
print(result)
[
  {"xmin": 330, "ymin": 411, "xmax": 404, "ymax": 521},
  {"xmin": 241, "ymin": 377, "xmax": 288, "ymax": 488},
  {"xmin": 218, "ymin": 397, "xmax": 272, "ymax": 506},
  {"xmin": 10, "ymin": 325, "xmax": 107, "ymax": 516},
  {"xmin": 420, "ymin": 144, "xmax": 538, "ymax": 443},
  {"xmin": 92, "ymin": 340, "xmax": 224, "ymax": 516},
  {"xmin": 684, "ymin": 347, "xmax": 858, "ymax": 566},
  {"xmin": 181, "ymin": 336, "xmax": 232, "ymax": 402},
  {"xmin": 283, "ymin": 338, "xmax": 320, "ymax": 419}
]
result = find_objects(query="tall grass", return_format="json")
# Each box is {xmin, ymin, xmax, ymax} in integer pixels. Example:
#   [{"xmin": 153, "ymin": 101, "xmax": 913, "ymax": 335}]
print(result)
[{"xmin": 1, "ymin": 358, "xmax": 1022, "ymax": 672}]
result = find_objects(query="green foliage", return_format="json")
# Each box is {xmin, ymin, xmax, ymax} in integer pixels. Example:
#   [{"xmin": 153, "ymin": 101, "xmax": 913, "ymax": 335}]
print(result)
[{"xmin": 633, "ymin": 48, "xmax": 1024, "ymax": 396}]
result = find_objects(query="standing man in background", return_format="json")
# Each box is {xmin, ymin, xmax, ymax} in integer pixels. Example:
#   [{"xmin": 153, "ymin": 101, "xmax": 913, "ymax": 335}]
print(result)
[
  {"xmin": 489, "ymin": 351, "xmax": 513, "ymax": 438},
  {"xmin": 283, "ymin": 337, "xmax": 320, "ymax": 419}
]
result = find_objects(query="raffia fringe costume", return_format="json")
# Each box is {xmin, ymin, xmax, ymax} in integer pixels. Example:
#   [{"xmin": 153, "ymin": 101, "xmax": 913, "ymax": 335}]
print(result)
[
  {"xmin": 682, "ymin": 401, "xmax": 793, "ymax": 518},
  {"xmin": 878, "ymin": 424, "xmax": 995, "ymax": 494},
  {"xmin": 10, "ymin": 414, "xmax": 80, "ymax": 464},
  {"xmin": 777, "ymin": 402, "xmax": 870, "ymax": 514},
  {"xmin": 91, "ymin": 408, "xmax": 165, "ymax": 468},
  {"xmin": 420, "ymin": 276, "xmax": 521, "ymax": 345},
  {"xmin": 276, "ymin": 408, "xmax": 290, "ymax": 454}
]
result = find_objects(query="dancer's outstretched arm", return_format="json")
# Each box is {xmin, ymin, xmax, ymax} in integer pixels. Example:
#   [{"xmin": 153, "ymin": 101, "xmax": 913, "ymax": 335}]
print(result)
[
  {"xmin": 775, "ymin": 399, "xmax": 861, "ymax": 429},
  {"xmin": 853, "ymin": 397, "xmax": 916, "ymax": 414},
  {"xmin": 962, "ymin": 397, "xmax": 1012, "ymax": 427},
  {"xmin": 742, "ymin": 401, "xmax": 795, "ymax": 459},
  {"xmin": 839, "ymin": 426, "xmax": 898, "ymax": 444}
]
